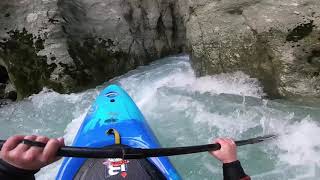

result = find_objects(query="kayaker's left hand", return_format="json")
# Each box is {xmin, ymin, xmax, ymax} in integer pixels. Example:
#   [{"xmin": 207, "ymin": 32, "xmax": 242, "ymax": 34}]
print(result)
[{"xmin": 0, "ymin": 135, "xmax": 64, "ymax": 170}]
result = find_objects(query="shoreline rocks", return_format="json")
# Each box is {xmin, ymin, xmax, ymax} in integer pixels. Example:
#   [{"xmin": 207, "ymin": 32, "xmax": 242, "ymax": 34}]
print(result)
[
  {"xmin": 0, "ymin": 0, "xmax": 185, "ymax": 100},
  {"xmin": 1, "ymin": 0, "xmax": 319, "ymax": 100},
  {"xmin": 181, "ymin": 0, "xmax": 320, "ymax": 98}
]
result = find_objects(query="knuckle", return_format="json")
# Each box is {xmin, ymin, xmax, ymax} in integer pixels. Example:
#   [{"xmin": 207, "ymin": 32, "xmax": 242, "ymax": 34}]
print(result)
[
  {"xmin": 7, "ymin": 135, "xmax": 21, "ymax": 142},
  {"xmin": 6, "ymin": 136, "xmax": 15, "ymax": 142},
  {"xmin": 23, "ymin": 154, "xmax": 36, "ymax": 162},
  {"xmin": 40, "ymin": 154, "xmax": 50, "ymax": 163},
  {"xmin": 47, "ymin": 139, "xmax": 60, "ymax": 148},
  {"xmin": 15, "ymin": 135, "xmax": 25, "ymax": 139},
  {"xmin": 0, "ymin": 151, "xmax": 9, "ymax": 159},
  {"xmin": 50, "ymin": 138, "xmax": 59, "ymax": 144},
  {"xmin": 36, "ymin": 136, "xmax": 48, "ymax": 142},
  {"xmin": 24, "ymin": 135, "xmax": 36, "ymax": 140},
  {"xmin": 9, "ymin": 151, "xmax": 19, "ymax": 158},
  {"xmin": 8, "ymin": 151, "xmax": 21, "ymax": 161}
]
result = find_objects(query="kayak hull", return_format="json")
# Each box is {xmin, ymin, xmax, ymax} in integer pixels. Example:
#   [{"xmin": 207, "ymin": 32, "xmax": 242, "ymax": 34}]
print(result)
[{"xmin": 56, "ymin": 85, "xmax": 180, "ymax": 179}]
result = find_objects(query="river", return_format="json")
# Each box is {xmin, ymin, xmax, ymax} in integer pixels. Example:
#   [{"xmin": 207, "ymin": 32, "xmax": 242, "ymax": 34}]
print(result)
[{"xmin": 0, "ymin": 55, "xmax": 319, "ymax": 179}]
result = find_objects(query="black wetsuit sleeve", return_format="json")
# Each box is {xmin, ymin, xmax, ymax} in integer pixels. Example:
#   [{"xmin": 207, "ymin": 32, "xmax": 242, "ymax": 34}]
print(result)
[
  {"xmin": 0, "ymin": 159, "xmax": 39, "ymax": 180},
  {"xmin": 223, "ymin": 160, "xmax": 250, "ymax": 180}
]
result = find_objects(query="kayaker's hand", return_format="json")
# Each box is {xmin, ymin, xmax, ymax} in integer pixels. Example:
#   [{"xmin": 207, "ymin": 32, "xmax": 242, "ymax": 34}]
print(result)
[
  {"xmin": 209, "ymin": 138, "xmax": 237, "ymax": 164},
  {"xmin": 0, "ymin": 135, "xmax": 64, "ymax": 170}
]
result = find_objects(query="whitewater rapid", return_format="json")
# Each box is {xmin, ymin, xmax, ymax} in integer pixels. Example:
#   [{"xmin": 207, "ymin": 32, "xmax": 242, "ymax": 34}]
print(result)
[{"xmin": 0, "ymin": 56, "xmax": 319, "ymax": 179}]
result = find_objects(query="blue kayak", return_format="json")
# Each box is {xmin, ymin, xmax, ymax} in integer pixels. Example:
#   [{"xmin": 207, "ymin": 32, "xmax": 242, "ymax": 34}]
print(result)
[{"xmin": 56, "ymin": 84, "xmax": 180, "ymax": 180}]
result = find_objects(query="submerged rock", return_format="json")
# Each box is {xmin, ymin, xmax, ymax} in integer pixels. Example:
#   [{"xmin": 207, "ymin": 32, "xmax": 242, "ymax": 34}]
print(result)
[
  {"xmin": 180, "ymin": 0, "xmax": 320, "ymax": 98},
  {"xmin": 4, "ymin": 81, "xmax": 17, "ymax": 101},
  {"xmin": 0, "ymin": 0, "xmax": 185, "ymax": 99}
]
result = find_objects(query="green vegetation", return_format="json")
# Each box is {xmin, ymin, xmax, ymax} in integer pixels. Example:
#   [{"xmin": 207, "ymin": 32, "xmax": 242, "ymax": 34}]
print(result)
[
  {"xmin": 0, "ymin": 28, "xmax": 59, "ymax": 99},
  {"xmin": 65, "ymin": 36, "xmax": 139, "ymax": 91}
]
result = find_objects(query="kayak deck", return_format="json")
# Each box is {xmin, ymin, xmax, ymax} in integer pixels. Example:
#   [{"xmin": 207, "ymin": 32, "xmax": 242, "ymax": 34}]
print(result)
[{"xmin": 56, "ymin": 85, "xmax": 180, "ymax": 180}]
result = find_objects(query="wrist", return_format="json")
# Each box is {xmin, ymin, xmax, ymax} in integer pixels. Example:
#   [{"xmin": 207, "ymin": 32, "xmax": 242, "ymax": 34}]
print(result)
[
  {"xmin": 222, "ymin": 159, "xmax": 238, "ymax": 164},
  {"xmin": 223, "ymin": 160, "xmax": 248, "ymax": 179},
  {"xmin": 0, "ymin": 159, "xmax": 39, "ymax": 177}
]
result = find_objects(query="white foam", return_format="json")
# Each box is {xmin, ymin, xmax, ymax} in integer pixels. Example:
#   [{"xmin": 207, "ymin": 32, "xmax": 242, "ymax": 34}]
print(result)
[
  {"xmin": 277, "ymin": 117, "xmax": 320, "ymax": 166},
  {"xmin": 186, "ymin": 72, "xmax": 264, "ymax": 98},
  {"xmin": 63, "ymin": 110, "xmax": 89, "ymax": 145},
  {"xmin": 29, "ymin": 88, "xmax": 83, "ymax": 109},
  {"xmin": 120, "ymin": 56, "xmax": 264, "ymax": 109},
  {"xmin": 36, "ymin": 110, "xmax": 89, "ymax": 179},
  {"xmin": 27, "ymin": 55, "xmax": 320, "ymax": 179}
]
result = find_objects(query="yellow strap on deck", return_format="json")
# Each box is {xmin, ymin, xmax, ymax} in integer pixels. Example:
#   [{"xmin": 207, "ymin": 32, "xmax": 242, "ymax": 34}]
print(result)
[{"xmin": 106, "ymin": 129, "xmax": 121, "ymax": 144}]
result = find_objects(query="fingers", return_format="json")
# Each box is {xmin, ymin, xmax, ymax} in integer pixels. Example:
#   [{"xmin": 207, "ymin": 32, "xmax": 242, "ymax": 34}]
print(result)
[
  {"xmin": 214, "ymin": 138, "xmax": 229, "ymax": 147},
  {"xmin": 214, "ymin": 138, "xmax": 235, "ymax": 146},
  {"xmin": 1, "ymin": 135, "xmax": 64, "ymax": 170},
  {"xmin": 210, "ymin": 138, "xmax": 236, "ymax": 156},
  {"xmin": 210, "ymin": 138, "xmax": 228, "ymax": 156},
  {"xmin": 57, "ymin": 137, "xmax": 65, "ymax": 146},
  {"xmin": 9, "ymin": 135, "xmax": 38, "ymax": 160},
  {"xmin": 35, "ymin": 136, "xmax": 50, "ymax": 144},
  {"xmin": 214, "ymin": 138, "xmax": 225, "ymax": 145},
  {"xmin": 26, "ymin": 136, "xmax": 49, "ymax": 157},
  {"xmin": 23, "ymin": 136, "xmax": 48, "ymax": 162},
  {"xmin": 1, "ymin": 135, "xmax": 26, "ymax": 160},
  {"xmin": 10, "ymin": 141, "xmax": 30, "ymax": 155},
  {"xmin": 210, "ymin": 137, "xmax": 238, "ymax": 163},
  {"xmin": 24, "ymin": 135, "xmax": 37, "ymax": 141},
  {"xmin": 54, "ymin": 137, "xmax": 65, "ymax": 161},
  {"xmin": 1, "ymin": 135, "xmax": 25, "ymax": 152},
  {"xmin": 41, "ymin": 138, "xmax": 62, "ymax": 163},
  {"xmin": 224, "ymin": 138, "xmax": 236, "ymax": 147}
]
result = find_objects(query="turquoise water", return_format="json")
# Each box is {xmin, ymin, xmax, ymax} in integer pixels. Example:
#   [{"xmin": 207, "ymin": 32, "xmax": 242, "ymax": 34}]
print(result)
[{"xmin": 0, "ymin": 56, "xmax": 319, "ymax": 179}]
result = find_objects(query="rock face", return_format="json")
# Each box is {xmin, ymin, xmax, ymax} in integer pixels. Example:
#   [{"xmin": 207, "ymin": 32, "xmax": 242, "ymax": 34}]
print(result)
[
  {"xmin": 0, "ymin": 0, "xmax": 185, "ymax": 99},
  {"xmin": 180, "ymin": 0, "xmax": 320, "ymax": 98},
  {"xmin": 1, "ymin": 0, "xmax": 320, "ymax": 99}
]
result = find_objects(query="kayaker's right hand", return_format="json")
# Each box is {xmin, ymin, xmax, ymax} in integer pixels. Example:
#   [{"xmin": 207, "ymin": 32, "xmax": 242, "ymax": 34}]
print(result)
[
  {"xmin": 209, "ymin": 138, "xmax": 237, "ymax": 164},
  {"xmin": 0, "ymin": 135, "xmax": 64, "ymax": 170}
]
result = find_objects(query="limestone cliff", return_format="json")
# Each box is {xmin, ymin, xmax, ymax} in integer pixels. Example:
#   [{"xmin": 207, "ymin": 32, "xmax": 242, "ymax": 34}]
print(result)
[
  {"xmin": 180, "ymin": 0, "xmax": 320, "ymax": 98},
  {"xmin": 1, "ymin": 0, "xmax": 320, "ymax": 100},
  {"xmin": 0, "ymin": 0, "xmax": 185, "ymax": 99}
]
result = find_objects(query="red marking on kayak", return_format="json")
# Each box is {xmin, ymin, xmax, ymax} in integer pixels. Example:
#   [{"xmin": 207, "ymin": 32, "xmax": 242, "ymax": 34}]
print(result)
[
  {"xmin": 111, "ymin": 160, "xmax": 129, "ymax": 167},
  {"xmin": 121, "ymin": 172, "xmax": 127, "ymax": 178},
  {"xmin": 241, "ymin": 176, "xmax": 251, "ymax": 180}
]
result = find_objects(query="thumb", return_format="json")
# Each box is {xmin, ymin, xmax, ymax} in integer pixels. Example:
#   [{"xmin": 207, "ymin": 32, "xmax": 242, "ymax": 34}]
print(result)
[{"xmin": 57, "ymin": 137, "xmax": 65, "ymax": 146}]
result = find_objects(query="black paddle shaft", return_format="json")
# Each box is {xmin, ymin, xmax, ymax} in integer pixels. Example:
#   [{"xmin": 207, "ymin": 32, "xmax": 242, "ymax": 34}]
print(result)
[{"xmin": 0, "ymin": 135, "xmax": 276, "ymax": 159}]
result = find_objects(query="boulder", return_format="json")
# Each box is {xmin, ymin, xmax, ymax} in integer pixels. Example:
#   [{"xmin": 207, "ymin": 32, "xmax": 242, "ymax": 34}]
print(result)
[
  {"xmin": 181, "ymin": 0, "xmax": 320, "ymax": 98},
  {"xmin": 4, "ymin": 81, "xmax": 17, "ymax": 101}
]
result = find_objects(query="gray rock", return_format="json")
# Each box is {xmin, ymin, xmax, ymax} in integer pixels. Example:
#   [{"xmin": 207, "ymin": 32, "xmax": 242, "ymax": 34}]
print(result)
[
  {"xmin": 1, "ymin": 0, "xmax": 320, "ymax": 99},
  {"xmin": 0, "ymin": 0, "xmax": 185, "ymax": 99},
  {"xmin": 0, "ymin": 83, "xmax": 4, "ymax": 98},
  {"xmin": 4, "ymin": 81, "xmax": 17, "ymax": 101},
  {"xmin": 182, "ymin": 0, "xmax": 320, "ymax": 98}
]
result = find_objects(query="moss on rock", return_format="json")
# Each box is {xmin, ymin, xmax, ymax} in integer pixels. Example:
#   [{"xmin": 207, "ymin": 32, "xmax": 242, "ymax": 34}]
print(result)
[
  {"xmin": 286, "ymin": 20, "xmax": 315, "ymax": 42},
  {"xmin": 63, "ymin": 36, "xmax": 141, "ymax": 92},
  {"xmin": 0, "ymin": 28, "xmax": 58, "ymax": 99}
]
